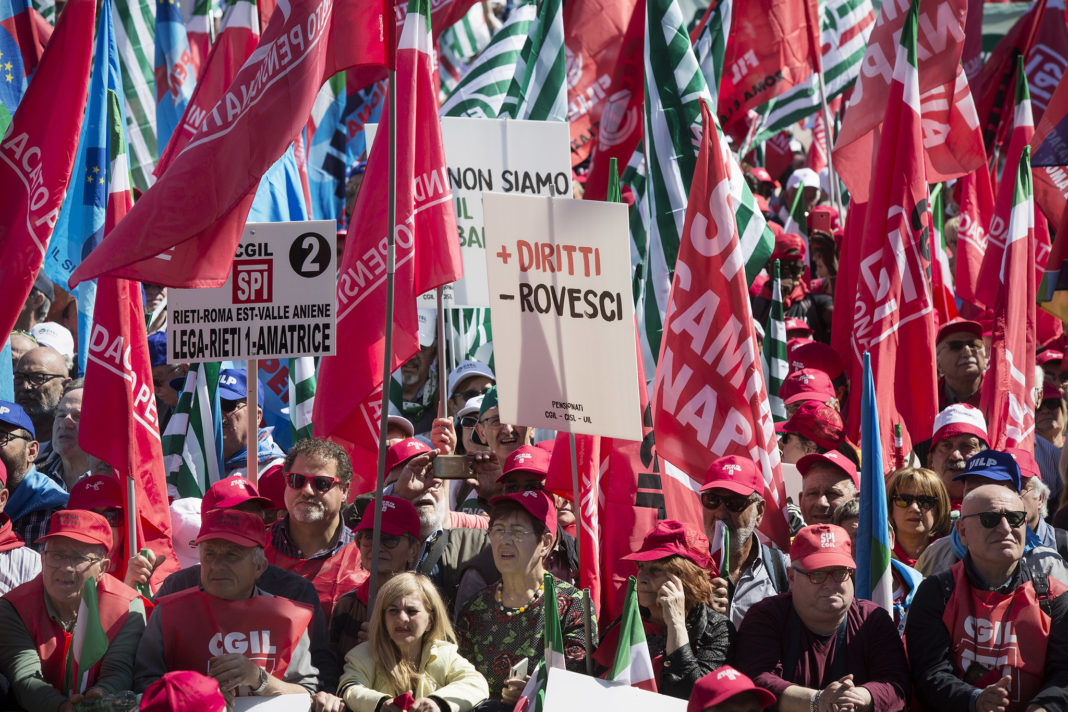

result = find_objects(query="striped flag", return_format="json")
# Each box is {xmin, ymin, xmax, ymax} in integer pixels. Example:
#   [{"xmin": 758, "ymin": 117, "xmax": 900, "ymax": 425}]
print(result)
[
  {"xmin": 438, "ymin": 3, "xmax": 492, "ymax": 93},
  {"xmin": 498, "ymin": 0, "xmax": 566, "ymax": 121},
  {"xmin": 929, "ymin": 184, "xmax": 958, "ymax": 325},
  {"xmin": 691, "ymin": 0, "xmax": 731, "ymax": 106},
  {"xmin": 114, "ymin": 0, "xmax": 158, "ymax": 190},
  {"xmin": 857, "ymin": 352, "xmax": 893, "ymax": 613},
  {"xmin": 447, "ymin": 308, "xmax": 494, "ymax": 367},
  {"xmin": 606, "ymin": 577, "xmax": 656, "ymax": 691},
  {"xmin": 71, "ymin": 578, "xmax": 108, "ymax": 693},
  {"xmin": 439, "ymin": 1, "xmax": 535, "ymax": 118},
  {"xmin": 163, "ymin": 362, "xmax": 224, "ymax": 497},
  {"xmin": 288, "ymin": 357, "xmax": 317, "ymax": 442},
  {"xmin": 762, "ymin": 261, "xmax": 788, "ymax": 422},
  {"xmin": 185, "ymin": 0, "xmax": 213, "ymax": 70},
  {"xmin": 154, "ymin": 0, "xmax": 198, "ymax": 154},
  {"xmin": 514, "ymin": 573, "xmax": 566, "ymax": 712},
  {"xmin": 30, "ymin": 0, "xmax": 52, "ymax": 24}
]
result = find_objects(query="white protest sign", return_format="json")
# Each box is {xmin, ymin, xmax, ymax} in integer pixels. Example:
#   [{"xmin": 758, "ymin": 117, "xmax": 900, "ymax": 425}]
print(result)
[
  {"xmin": 483, "ymin": 193, "xmax": 641, "ymax": 440},
  {"xmin": 233, "ymin": 693, "xmax": 311, "ymax": 711},
  {"xmin": 368, "ymin": 117, "xmax": 573, "ymax": 307},
  {"xmin": 544, "ymin": 667, "xmax": 687, "ymax": 711},
  {"xmin": 168, "ymin": 221, "xmax": 336, "ymax": 363}
]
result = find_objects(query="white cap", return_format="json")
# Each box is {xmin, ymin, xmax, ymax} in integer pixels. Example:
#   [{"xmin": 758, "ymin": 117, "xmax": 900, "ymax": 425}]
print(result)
[
  {"xmin": 169, "ymin": 497, "xmax": 203, "ymax": 570},
  {"xmin": 447, "ymin": 360, "xmax": 495, "ymax": 398},
  {"xmin": 819, "ymin": 168, "xmax": 830, "ymax": 197},
  {"xmin": 786, "ymin": 168, "xmax": 820, "ymax": 192},
  {"xmin": 789, "ymin": 138, "xmax": 804, "ymax": 154},
  {"xmin": 931, "ymin": 404, "xmax": 989, "ymax": 445},
  {"xmin": 417, "ymin": 308, "xmax": 437, "ymax": 348},
  {"xmin": 456, "ymin": 394, "xmax": 485, "ymax": 420},
  {"xmin": 29, "ymin": 322, "xmax": 74, "ymax": 360},
  {"xmin": 387, "ymin": 403, "xmax": 415, "ymax": 437}
]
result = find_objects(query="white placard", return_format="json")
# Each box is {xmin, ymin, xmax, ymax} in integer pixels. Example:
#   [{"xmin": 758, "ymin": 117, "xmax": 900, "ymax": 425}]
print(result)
[
  {"xmin": 167, "ymin": 221, "xmax": 337, "ymax": 363},
  {"xmin": 483, "ymin": 193, "xmax": 641, "ymax": 440},
  {"xmin": 368, "ymin": 118, "xmax": 573, "ymax": 308},
  {"xmin": 543, "ymin": 667, "xmax": 687, "ymax": 711},
  {"xmin": 233, "ymin": 693, "xmax": 311, "ymax": 711}
]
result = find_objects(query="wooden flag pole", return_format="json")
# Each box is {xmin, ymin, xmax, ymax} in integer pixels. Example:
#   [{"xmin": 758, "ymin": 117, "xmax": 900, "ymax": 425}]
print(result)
[
  {"xmin": 247, "ymin": 358, "xmax": 259, "ymax": 486},
  {"xmin": 437, "ymin": 287, "xmax": 448, "ymax": 419}
]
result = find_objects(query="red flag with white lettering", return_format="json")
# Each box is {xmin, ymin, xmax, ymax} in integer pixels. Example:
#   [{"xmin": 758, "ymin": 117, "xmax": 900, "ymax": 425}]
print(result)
[
  {"xmin": 314, "ymin": 0, "xmax": 462, "ymax": 491},
  {"xmin": 651, "ymin": 99, "xmax": 789, "ymax": 551},
  {"xmin": 69, "ymin": 0, "xmax": 388, "ymax": 289},
  {"xmin": 0, "ymin": 0, "xmax": 94, "ymax": 341},
  {"xmin": 955, "ymin": 166, "xmax": 995, "ymax": 309}
]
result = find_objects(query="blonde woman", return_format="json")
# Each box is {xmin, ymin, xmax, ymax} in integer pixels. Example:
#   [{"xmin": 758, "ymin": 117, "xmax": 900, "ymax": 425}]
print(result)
[{"xmin": 338, "ymin": 573, "xmax": 488, "ymax": 712}]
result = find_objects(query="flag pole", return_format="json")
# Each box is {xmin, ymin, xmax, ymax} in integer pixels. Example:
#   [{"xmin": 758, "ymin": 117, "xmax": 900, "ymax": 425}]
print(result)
[
  {"xmin": 814, "ymin": 52, "xmax": 843, "ymax": 218},
  {"xmin": 436, "ymin": 287, "xmax": 448, "ymax": 419},
  {"xmin": 247, "ymin": 358, "xmax": 259, "ymax": 486},
  {"xmin": 126, "ymin": 477, "xmax": 137, "ymax": 560},
  {"xmin": 368, "ymin": 67, "xmax": 399, "ymax": 612}
]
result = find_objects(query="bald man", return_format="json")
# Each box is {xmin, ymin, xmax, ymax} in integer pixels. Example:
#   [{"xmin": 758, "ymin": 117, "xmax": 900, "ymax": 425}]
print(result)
[{"xmin": 13, "ymin": 348, "xmax": 70, "ymax": 453}]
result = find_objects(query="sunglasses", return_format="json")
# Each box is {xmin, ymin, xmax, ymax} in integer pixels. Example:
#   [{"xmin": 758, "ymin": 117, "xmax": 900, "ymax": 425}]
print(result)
[
  {"xmin": 459, "ymin": 415, "xmax": 478, "ymax": 429},
  {"xmin": 944, "ymin": 339, "xmax": 983, "ymax": 351},
  {"xmin": 794, "ymin": 567, "xmax": 853, "ymax": 585},
  {"xmin": 356, "ymin": 531, "xmax": 405, "ymax": 549},
  {"xmin": 960, "ymin": 510, "xmax": 1027, "ymax": 529},
  {"xmin": 286, "ymin": 472, "xmax": 341, "ymax": 493},
  {"xmin": 454, "ymin": 386, "xmax": 492, "ymax": 402},
  {"xmin": 891, "ymin": 494, "xmax": 938, "ymax": 511},
  {"xmin": 700, "ymin": 492, "xmax": 753, "ymax": 513}
]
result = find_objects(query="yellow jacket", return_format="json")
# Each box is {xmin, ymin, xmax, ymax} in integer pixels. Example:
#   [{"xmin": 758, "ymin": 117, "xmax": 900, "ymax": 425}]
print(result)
[{"xmin": 339, "ymin": 638, "xmax": 488, "ymax": 712}]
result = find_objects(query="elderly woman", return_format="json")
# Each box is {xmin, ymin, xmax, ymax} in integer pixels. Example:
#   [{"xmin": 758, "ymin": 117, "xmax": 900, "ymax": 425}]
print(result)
[
  {"xmin": 886, "ymin": 468, "xmax": 951, "ymax": 567},
  {"xmin": 596, "ymin": 520, "xmax": 732, "ymax": 699},
  {"xmin": 338, "ymin": 572, "xmax": 488, "ymax": 712},
  {"xmin": 455, "ymin": 491, "xmax": 594, "ymax": 708}
]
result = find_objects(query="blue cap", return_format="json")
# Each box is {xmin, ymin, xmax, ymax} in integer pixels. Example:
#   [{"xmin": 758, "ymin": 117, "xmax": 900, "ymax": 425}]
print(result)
[
  {"xmin": 0, "ymin": 400, "xmax": 35, "ymax": 439},
  {"xmin": 147, "ymin": 332, "xmax": 168, "ymax": 368},
  {"xmin": 218, "ymin": 369, "xmax": 264, "ymax": 406},
  {"xmin": 953, "ymin": 449, "xmax": 1022, "ymax": 492}
]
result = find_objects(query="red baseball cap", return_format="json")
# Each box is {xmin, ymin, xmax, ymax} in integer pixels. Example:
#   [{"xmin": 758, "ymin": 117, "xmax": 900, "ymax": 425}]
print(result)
[
  {"xmin": 789, "ymin": 341, "xmax": 844, "ymax": 381},
  {"xmin": 778, "ymin": 368, "xmax": 836, "ymax": 406},
  {"xmin": 687, "ymin": 666, "xmax": 776, "ymax": 712},
  {"xmin": 385, "ymin": 438, "xmax": 432, "ymax": 473},
  {"xmin": 747, "ymin": 166, "xmax": 779, "ymax": 187},
  {"xmin": 783, "ymin": 317, "xmax": 813, "ymax": 336},
  {"xmin": 936, "ymin": 318, "xmax": 983, "ymax": 344},
  {"xmin": 256, "ymin": 464, "xmax": 288, "ymax": 511},
  {"xmin": 1006, "ymin": 448, "xmax": 1041, "ymax": 479},
  {"xmin": 201, "ymin": 475, "xmax": 271, "ymax": 516},
  {"xmin": 68, "ymin": 475, "xmax": 123, "ymax": 511},
  {"xmin": 770, "ymin": 233, "xmax": 806, "ymax": 261},
  {"xmin": 140, "ymin": 671, "xmax": 225, "ymax": 712},
  {"xmin": 195, "ymin": 508, "xmax": 268, "ymax": 548},
  {"xmin": 754, "ymin": 194, "xmax": 770, "ymax": 213},
  {"xmin": 623, "ymin": 520, "xmax": 712, "ymax": 570},
  {"xmin": 930, "ymin": 404, "xmax": 989, "ymax": 445},
  {"xmin": 776, "ymin": 402, "xmax": 844, "ymax": 451},
  {"xmin": 490, "ymin": 490, "xmax": 558, "ymax": 538},
  {"xmin": 790, "ymin": 524, "xmax": 854, "ymax": 570},
  {"xmin": 767, "ymin": 220, "xmax": 784, "ymax": 237},
  {"xmin": 356, "ymin": 495, "xmax": 421, "ymax": 538},
  {"xmin": 1037, "ymin": 349, "xmax": 1064, "ymax": 367},
  {"xmin": 36, "ymin": 510, "xmax": 113, "ymax": 549},
  {"xmin": 796, "ymin": 451, "xmax": 859, "ymax": 489},
  {"xmin": 701, "ymin": 456, "xmax": 764, "ymax": 497},
  {"xmin": 498, "ymin": 445, "xmax": 551, "ymax": 483}
]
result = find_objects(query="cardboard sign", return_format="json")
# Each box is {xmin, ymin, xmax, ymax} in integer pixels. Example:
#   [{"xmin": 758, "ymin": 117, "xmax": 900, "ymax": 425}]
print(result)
[
  {"xmin": 233, "ymin": 694, "xmax": 311, "ymax": 711},
  {"xmin": 483, "ymin": 194, "xmax": 641, "ymax": 440},
  {"xmin": 544, "ymin": 667, "xmax": 687, "ymax": 711},
  {"xmin": 168, "ymin": 222, "xmax": 336, "ymax": 363}
]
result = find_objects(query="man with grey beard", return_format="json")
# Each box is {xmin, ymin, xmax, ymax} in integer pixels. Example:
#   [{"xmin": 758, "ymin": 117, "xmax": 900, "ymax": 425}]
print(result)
[{"xmin": 926, "ymin": 404, "xmax": 989, "ymax": 510}]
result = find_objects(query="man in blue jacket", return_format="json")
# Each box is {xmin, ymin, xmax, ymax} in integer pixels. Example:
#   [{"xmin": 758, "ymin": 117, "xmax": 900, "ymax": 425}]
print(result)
[{"xmin": 0, "ymin": 401, "xmax": 68, "ymax": 549}]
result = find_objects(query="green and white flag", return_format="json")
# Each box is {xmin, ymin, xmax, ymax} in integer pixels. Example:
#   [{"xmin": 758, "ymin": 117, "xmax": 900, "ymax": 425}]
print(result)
[
  {"xmin": 31, "ymin": 0, "xmax": 54, "ymax": 24},
  {"xmin": 447, "ymin": 308, "xmax": 494, "ymax": 369},
  {"xmin": 71, "ymin": 579, "xmax": 108, "ymax": 693},
  {"xmin": 114, "ymin": 0, "xmax": 158, "ymax": 191},
  {"xmin": 692, "ymin": 0, "xmax": 731, "ymax": 106},
  {"xmin": 288, "ymin": 357, "xmax": 317, "ymax": 443},
  {"xmin": 440, "ymin": 2, "xmax": 536, "ymax": 118},
  {"xmin": 763, "ymin": 261, "xmax": 788, "ymax": 422},
  {"xmin": 498, "ymin": 0, "xmax": 566, "ymax": 121},
  {"xmin": 606, "ymin": 577, "xmax": 656, "ymax": 690},
  {"xmin": 163, "ymin": 362, "xmax": 223, "ymax": 497}
]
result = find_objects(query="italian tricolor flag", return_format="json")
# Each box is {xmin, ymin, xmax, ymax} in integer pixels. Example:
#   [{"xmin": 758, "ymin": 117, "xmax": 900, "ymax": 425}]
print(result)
[
  {"xmin": 606, "ymin": 576, "xmax": 657, "ymax": 691},
  {"xmin": 71, "ymin": 578, "xmax": 108, "ymax": 693},
  {"xmin": 514, "ymin": 574, "xmax": 567, "ymax": 712}
]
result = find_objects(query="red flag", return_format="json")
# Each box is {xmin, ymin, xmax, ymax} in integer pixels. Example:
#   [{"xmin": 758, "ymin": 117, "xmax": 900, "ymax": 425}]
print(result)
[
  {"xmin": 832, "ymin": 0, "xmax": 984, "ymax": 202},
  {"xmin": 717, "ymin": 0, "xmax": 821, "ymax": 133},
  {"xmin": 0, "ymin": 0, "xmax": 94, "ymax": 341},
  {"xmin": 313, "ymin": 0, "xmax": 463, "ymax": 491},
  {"xmin": 69, "ymin": 0, "xmax": 389, "ymax": 289},
  {"xmin": 651, "ymin": 100, "xmax": 789, "ymax": 552},
  {"xmin": 955, "ymin": 166, "xmax": 995, "ymax": 308},
  {"xmin": 1032, "ymin": 49, "xmax": 1068, "ymax": 234},
  {"xmin": 391, "ymin": 0, "xmax": 478, "ymax": 39},
  {"xmin": 805, "ymin": 108, "xmax": 830, "ymax": 174}
]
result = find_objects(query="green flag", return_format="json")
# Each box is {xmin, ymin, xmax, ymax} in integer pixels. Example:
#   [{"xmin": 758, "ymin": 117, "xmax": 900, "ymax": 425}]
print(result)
[
  {"xmin": 288, "ymin": 357, "xmax": 317, "ymax": 443},
  {"xmin": 163, "ymin": 362, "xmax": 224, "ymax": 497},
  {"xmin": 114, "ymin": 0, "xmax": 159, "ymax": 190},
  {"xmin": 763, "ymin": 261, "xmax": 789, "ymax": 422},
  {"xmin": 498, "ymin": 0, "xmax": 566, "ymax": 121}
]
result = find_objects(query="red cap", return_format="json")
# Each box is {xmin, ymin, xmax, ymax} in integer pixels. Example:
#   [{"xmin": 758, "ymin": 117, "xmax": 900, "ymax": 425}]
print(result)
[
  {"xmin": 783, "ymin": 317, "xmax": 813, "ymax": 336},
  {"xmin": 930, "ymin": 404, "xmax": 989, "ymax": 445},
  {"xmin": 767, "ymin": 220, "xmax": 783, "ymax": 237},
  {"xmin": 789, "ymin": 341, "xmax": 844, "ymax": 381},
  {"xmin": 68, "ymin": 475, "xmax": 122, "ymax": 511},
  {"xmin": 790, "ymin": 524, "xmax": 854, "ymax": 570},
  {"xmin": 201, "ymin": 475, "xmax": 271, "ymax": 516},
  {"xmin": 36, "ymin": 510, "xmax": 113, "ymax": 549},
  {"xmin": 754, "ymin": 194, "xmax": 769, "ymax": 213},
  {"xmin": 490, "ymin": 490, "xmax": 558, "ymax": 538},
  {"xmin": 195, "ymin": 508, "xmax": 268, "ymax": 548},
  {"xmin": 747, "ymin": 166, "xmax": 779, "ymax": 187},
  {"xmin": 687, "ymin": 666, "xmax": 776, "ymax": 712},
  {"xmin": 770, "ymin": 233, "xmax": 806, "ymax": 261},
  {"xmin": 778, "ymin": 369, "xmax": 836, "ymax": 406},
  {"xmin": 622, "ymin": 520, "xmax": 712, "ymax": 570},
  {"xmin": 936, "ymin": 318, "xmax": 983, "ymax": 344},
  {"xmin": 1037, "ymin": 349, "xmax": 1064, "ymax": 367},
  {"xmin": 701, "ymin": 456, "xmax": 764, "ymax": 497},
  {"xmin": 535, "ymin": 439, "xmax": 556, "ymax": 454},
  {"xmin": 1041, "ymin": 382, "xmax": 1064, "ymax": 403},
  {"xmin": 256, "ymin": 464, "xmax": 288, "ymax": 511},
  {"xmin": 796, "ymin": 451, "xmax": 859, "ymax": 489},
  {"xmin": 498, "ymin": 445, "xmax": 551, "ymax": 483},
  {"xmin": 1006, "ymin": 448, "xmax": 1041, "ymax": 479},
  {"xmin": 785, "ymin": 336, "xmax": 815, "ymax": 353},
  {"xmin": 355, "ymin": 495, "xmax": 421, "ymax": 538},
  {"xmin": 140, "ymin": 671, "xmax": 226, "ymax": 712},
  {"xmin": 385, "ymin": 438, "xmax": 432, "ymax": 473},
  {"xmin": 776, "ymin": 402, "xmax": 844, "ymax": 451}
]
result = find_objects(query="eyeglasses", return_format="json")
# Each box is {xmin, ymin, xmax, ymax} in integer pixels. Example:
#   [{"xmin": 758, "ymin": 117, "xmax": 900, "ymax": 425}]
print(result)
[
  {"xmin": 960, "ymin": 510, "xmax": 1027, "ymax": 529},
  {"xmin": 285, "ymin": 472, "xmax": 341, "ymax": 493},
  {"xmin": 944, "ymin": 339, "xmax": 983, "ymax": 352},
  {"xmin": 891, "ymin": 494, "xmax": 938, "ymax": 511},
  {"xmin": 488, "ymin": 526, "xmax": 535, "ymax": 541},
  {"xmin": 356, "ymin": 531, "xmax": 406, "ymax": 549},
  {"xmin": 0, "ymin": 431, "xmax": 32, "ymax": 447},
  {"xmin": 220, "ymin": 399, "xmax": 246, "ymax": 415},
  {"xmin": 793, "ymin": 567, "xmax": 853, "ymax": 584},
  {"xmin": 43, "ymin": 551, "xmax": 103, "ymax": 569},
  {"xmin": 13, "ymin": 372, "xmax": 66, "ymax": 388},
  {"xmin": 700, "ymin": 492, "xmax": 754, "ymax": 513},
  {"xmin": 454, "ymin": 385, "xmax": 492, "ymax": 402},
  {"xmin": 459, "ymin": 415, "xmax": 478, "ymax": 429}
]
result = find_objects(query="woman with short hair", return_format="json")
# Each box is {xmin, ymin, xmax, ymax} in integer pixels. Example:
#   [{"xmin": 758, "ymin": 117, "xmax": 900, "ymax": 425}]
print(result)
[{"xmin": 886, "ymin": 467, "xmax": 951, "ymax": 567}]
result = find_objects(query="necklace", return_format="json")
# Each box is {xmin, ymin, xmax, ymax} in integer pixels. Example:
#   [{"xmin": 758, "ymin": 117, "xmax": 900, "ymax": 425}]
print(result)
[{"xmin": 496, "ymin": 581, "xmax": 544, "ymax": 616}]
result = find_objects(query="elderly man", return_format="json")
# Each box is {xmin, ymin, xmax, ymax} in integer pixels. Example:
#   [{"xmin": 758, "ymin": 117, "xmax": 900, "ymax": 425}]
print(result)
[
  {"xmin": 135, "ymin": 509, "xmax": 318, "ymax": 700},
  {"xmin": 927, "ymin": 404, "xmax": 989, "ymax": 507},
  {"xmin": 468, "ymin": 387, "xmax": 533, "ymax": 509},
  {"xmin": 797, "ymin": 451, "xmax": 858, "ymax": 526},
  {"xmin": 0, "ymin": 510, "xmax": 145, "ymax": 711},
  {"xmin": 776, "ymin": 402, "xmax": 845, "ymax": 465},
  {"xmin": 0, "ymin": 401, "xmax": 68, "ymax": 547},
  {"xmin": 0, "ymin": 461, "xmax": 41, "ymax": 594},
  {"xmin": 218, "ymin": 368, "xmax": 285, "ymax": 478},
  {"xmin": 778, "ymin": 369, "xmax": 839, "ymax": 419},
  {"xmin": 1012, "ymin": 451, "xmax": 1068, "ymax": 559},
  {"xmin": 701, "ymin": 456, "xmax": 789, "ymax": 629},
  {"xmin": 14, "ymin": 347, "xmax": 71, "ymax": 454},
  {"xmin": 1034, "ymin": 383, "xmax": 1065, "ymax": 505},
  {"xmin": 734, "ymin": 524, "xmax": 910, "ymax": 710},
  {"xmin": 906, "ymin": 485, "xmax": 1068, "ymax": 711},
  {"xmin": 446, "ymin": 359, "xmax": 495, "ymax": 417},
  {"xmin": 937, "ymin": 319, "xmax": 986, "ymax": 410},
  {"xmin": 38, "ymin": 381, "xmax": 89, "ymax": 492}
]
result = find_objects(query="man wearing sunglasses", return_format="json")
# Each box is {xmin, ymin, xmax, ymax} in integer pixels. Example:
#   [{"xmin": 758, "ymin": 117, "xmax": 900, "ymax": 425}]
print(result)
[
  {"xmin": 446, "ymin": 360, "xmax": 495, "ymax": 417},
  {"xmin": 0, "ymin": 400, "xmax": 68, "ymax": 549},
  {"xmin": 699, "ymin": 456, "xmax": 788, "ymax": 629},
  {"xmin": 906, "ymin": 485, "xmax": 1068, "ymax": 711},
  {"xmin": 218, "ymin": 368, "xmax": 285, "ymax": 479},
  {"xmin": 734, "ymin": 524, "xmax": 910, "ymax": 711},
  {"xmin": 936, "ymin": 319, "xmax": 986, "ymax": 411}
]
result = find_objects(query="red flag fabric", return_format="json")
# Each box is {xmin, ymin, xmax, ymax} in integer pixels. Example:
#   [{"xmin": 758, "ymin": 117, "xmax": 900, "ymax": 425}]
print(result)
[
  {"xmin": 314, "ymin": 0, "xmax": 463, "ymax": 491},
  {"xmin": 959, "ymin": 0, "xmax": 984, "ymax": 87},
  {"xmin": 69, "ymin": 0, "xmax": 389, "ymax": 289},
  {"xmin": 717, "ymin": 0, "xmax": 821, "ymax": 133},
  {"xmin": 1032, "ymin": 50, "xmax": 1068, "ymax": 232},
  {"xmin": 391, "ymin": 0, "xmax": 477, "ymax": 39},
  {"xmin": 832, "ymin": 0, "xmax": 984, "ymax": 203},
  {"xmin": 830, "ymin": 199, "xmax": 867, "ymax": 419},
  {"xmin": 581, "ymin": 0, "xmax": 644, "ymax": 202},
  {"xmin": 651, "ymin": 100, "xmax": 790, "ymax": 552},
  {"xmin": 0, "ymin": 0, "xmax": 94, "ymax": 341},
  {"xmin": 955, "ymin": 166, "xmax": 995, "ymax": 309}
]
